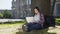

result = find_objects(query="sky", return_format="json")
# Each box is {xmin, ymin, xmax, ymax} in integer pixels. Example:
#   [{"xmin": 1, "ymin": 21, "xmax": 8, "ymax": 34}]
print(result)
[{"xmin": 0, "ymin": 0, "xmax": 12, "ymax": 10}]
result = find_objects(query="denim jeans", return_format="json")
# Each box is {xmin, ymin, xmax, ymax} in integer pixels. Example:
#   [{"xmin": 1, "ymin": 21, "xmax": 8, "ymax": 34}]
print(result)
[{"xmin": 26, "ymin": 23, "xmax": 42, "ymax": 31}]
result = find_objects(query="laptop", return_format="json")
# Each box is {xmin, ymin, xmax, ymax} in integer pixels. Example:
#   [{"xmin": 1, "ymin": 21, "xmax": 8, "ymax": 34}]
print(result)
[{"xmin": 26, "ymin": 17, "xmax": 34, "ymax": 23}]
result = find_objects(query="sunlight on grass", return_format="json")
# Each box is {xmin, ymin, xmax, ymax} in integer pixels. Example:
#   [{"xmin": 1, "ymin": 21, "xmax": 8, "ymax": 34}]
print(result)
[
  {"xmin": 0, "ymin": 21, "xmax": 25, "ymax": 29},
  {"xmin": 55, "ymin": 18, "xmax": 60, "ymax": 25},
  {"xmin": 16, "ymin": 28, "xmax": 56, "ymax": 34}
]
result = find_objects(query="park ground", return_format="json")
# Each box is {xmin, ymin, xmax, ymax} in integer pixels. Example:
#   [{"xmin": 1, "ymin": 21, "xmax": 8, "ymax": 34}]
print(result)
[{"xmin": 0, "ymin": 19, "xmax": 60, "ymax": 34}]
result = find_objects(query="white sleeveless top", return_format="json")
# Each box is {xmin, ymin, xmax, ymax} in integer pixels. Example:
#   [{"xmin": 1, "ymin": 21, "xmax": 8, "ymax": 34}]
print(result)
[{"xmin": 33, "ymin": 13, "xmax": 40, "ymax": 23}]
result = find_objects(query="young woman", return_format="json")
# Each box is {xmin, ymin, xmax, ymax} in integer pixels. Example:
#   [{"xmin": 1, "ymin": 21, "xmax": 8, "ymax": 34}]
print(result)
[{"xmin": 24, "ymin": 7, "xmax": 45, "ymax": 32}]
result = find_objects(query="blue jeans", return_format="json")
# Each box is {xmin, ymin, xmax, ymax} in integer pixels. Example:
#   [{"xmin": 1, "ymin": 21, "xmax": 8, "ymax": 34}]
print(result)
[{"xmin": 26, "ymin": 23, "xmax": 42, "ymax": 31}]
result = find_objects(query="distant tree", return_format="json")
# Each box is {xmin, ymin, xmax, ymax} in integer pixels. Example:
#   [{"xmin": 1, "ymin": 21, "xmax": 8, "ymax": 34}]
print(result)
[
  {"xmin": 0, "ymin": 13, "xmax": 3, "ymax": 18},
  {"xmin": 3, "ymin": 10, "xmax": 13, "ymax": 19}
]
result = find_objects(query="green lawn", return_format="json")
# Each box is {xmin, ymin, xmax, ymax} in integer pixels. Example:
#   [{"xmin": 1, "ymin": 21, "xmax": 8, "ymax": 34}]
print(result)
[
  {"xmin": 16, "ymin": 28, "xmax": 56, "ymax": 34},
  {"xmin": 0, "ymin": 19, "xmax": 60, "ymax": 34},
  {"xmin": 0, "ymin": 21, "xmax": 24, "ymax": 29},
  {"xmin": 55, "ymin": 18, "xmax": 60, "ymax": 25},
  {"xmin": 0, "ymin": 21, "xmax": 25, "ymax": 34}
]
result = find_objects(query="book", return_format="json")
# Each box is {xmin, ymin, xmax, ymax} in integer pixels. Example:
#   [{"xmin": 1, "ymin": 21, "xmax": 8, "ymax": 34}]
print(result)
[{"xmin": 26, "ymin": 17, "xmax": 34, "ymax": 23}]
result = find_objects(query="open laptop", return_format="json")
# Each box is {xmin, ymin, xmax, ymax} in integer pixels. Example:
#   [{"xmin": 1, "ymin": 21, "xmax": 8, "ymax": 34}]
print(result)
[{"xmin": 26, "ymin": 17, "xmax": 34, "ymax": 23}]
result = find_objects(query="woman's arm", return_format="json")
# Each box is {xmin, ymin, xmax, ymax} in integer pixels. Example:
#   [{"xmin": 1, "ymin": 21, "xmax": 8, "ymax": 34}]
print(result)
[{"xmin": 39, "ymin": 14, "xmax": 45, "ymax": 24}]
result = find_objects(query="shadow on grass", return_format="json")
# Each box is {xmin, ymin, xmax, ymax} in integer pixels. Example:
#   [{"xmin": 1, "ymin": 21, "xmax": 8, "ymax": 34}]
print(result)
[{"xmin": 16, "ymin": 28, "xmax": 56, "ymax": 34}]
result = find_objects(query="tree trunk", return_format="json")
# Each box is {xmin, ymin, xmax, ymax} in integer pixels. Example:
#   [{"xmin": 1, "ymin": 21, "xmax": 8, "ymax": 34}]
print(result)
[{"xmin": 31, "ymin": 0, "xmax": 51, "ymax": 16}]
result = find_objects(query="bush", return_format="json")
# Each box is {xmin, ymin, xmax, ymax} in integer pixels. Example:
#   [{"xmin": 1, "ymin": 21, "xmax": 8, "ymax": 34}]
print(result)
[
  {"xmin": 3, "ymin": 10, "xmax": 13, "ymax": 18},
  {"xmin": 0, "ymin": 13, "xmax": 3, "ymax": 18}
]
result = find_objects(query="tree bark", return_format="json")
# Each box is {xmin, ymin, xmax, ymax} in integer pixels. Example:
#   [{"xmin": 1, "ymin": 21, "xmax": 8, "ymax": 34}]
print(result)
[{"xmin": 31, "ymin": 0, "xmax": 51, "ymax": 16}]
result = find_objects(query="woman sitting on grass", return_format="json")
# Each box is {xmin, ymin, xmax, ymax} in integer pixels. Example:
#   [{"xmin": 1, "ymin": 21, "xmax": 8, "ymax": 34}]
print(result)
[{"xmin": 23, "ymin": 7, "xmax": 45, "ymax": 32}]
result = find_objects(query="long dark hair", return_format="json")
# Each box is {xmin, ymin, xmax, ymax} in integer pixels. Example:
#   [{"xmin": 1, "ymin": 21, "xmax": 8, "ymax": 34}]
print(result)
[{"xmin": 34, "ymin": 7, "xmax": 41, "ymax": 14}]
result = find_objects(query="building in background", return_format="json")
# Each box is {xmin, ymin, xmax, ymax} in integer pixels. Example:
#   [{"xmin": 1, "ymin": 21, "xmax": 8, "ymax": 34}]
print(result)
[
  {"xmin": 0, "ymin": 0, "xmax": 60, "ymax": 19},
  {"xmin": 12, "ymin": 0, "xmax": 31, "ymax": 19},
  {"xmin": 0, "ymin": 0, "xmax": 31, "ymax": 19},
  {"xmin": 53, "ymin": 0, "xmax": 60, "ymax": 17}
]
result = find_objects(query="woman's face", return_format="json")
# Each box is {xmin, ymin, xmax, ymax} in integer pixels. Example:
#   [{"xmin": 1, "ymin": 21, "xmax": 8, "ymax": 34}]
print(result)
[{"xmin": 34, "ymin": 9, "xmax": 39, "ymax": 14}]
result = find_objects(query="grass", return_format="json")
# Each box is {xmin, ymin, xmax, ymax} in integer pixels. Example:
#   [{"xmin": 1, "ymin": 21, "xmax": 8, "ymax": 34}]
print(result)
[
  {"xmin": 0, "ymin": 21, "xmax": 25, "ymax": 29},
  {"xmin": 16, "ymin": 28, "xmax": 56, "ymax": 34},
  {"xmin": 0, "ymin": 21, "xmax": 26, "ymax": 34},
  {"xmin": 15, "ymin": 18, "xmax": 60, "ymax": 34},
  {"xmin": 0, "ymin": 18, "xmax": 60, "ymax": 34},
  {"xmin": 55, "ymin": 18, "xmax": 60, "ymax": 25}
]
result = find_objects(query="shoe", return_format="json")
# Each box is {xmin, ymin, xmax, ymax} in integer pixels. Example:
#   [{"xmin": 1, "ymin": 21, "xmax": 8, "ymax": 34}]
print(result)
[{"xmin": 22, "ymin": 25, "xmax": 28, "ymax": 32}]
